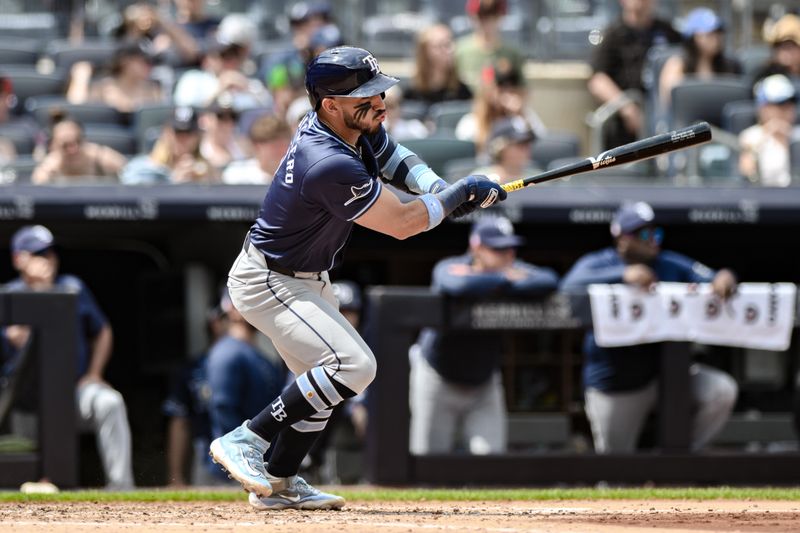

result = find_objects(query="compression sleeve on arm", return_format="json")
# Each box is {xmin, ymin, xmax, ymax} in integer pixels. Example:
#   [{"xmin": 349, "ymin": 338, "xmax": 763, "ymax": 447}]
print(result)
[{"xmin": 376, "ymin": 137, "xmax": 447, "ymax": 194}]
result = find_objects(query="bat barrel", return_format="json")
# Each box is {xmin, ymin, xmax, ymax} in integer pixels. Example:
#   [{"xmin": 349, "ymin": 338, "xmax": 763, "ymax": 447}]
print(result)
[{"xmin": 502, "ymin": 122, "xmax": 712, "ymax": 192}]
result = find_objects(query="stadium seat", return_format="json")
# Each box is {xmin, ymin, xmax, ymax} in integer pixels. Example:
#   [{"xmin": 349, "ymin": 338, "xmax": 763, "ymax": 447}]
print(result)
[
  {"xmin": 0, "ymin": 13, "xmax": 58, "ymax": 40},
  {"xmin": 428, "ymin": 100, "xmax": 473, "ymax": 132},
  {"xmin": 0, "ymin": 38, "xmax": 42, "ymax": 66},
  {"xmin": 669, "ymin": 76, "xmax": 752, "ymax": 129},
  {"xmin": 0, "ymin": 126, "xmax": 36, "ymax": 155},
  {"xmin": 400, "ymin": 99, "xmax": 428, "ymax": 122},
  {"xmin": 84, "ymin": 124, "xmax": 137, "ymax": 155},
  {"xmin": 45, "ymin": 39, "xmax": 117, "ymax": 71},
  {"xmin": 531, "ymin": 130, "xmax": 581, "ymax": 170},
  {"xmin": 722, "ymin": 100, "xmax": 757, "ymax": 135},
  {"xmin": 26, "ymin": 96, "xmax": 128, "ymax": 128},
  {"xmin": 442, "ymin": 156, "xmax": 479, "ymax": 182},
  {"xmin": 790, "ymin": 138, "xmax": 800, "ymax": 184},
  {"xmin": 1, "ymin": 66, "xmax": 67, "ymax": 115},
  {"xmin": 0, "ymin": 156, "xmax": 37, "ymax": 184},
  {"xmin": 736, "ymin": 44, "xmax": 772, "ymax": 81},
  {"xmin": 400, "ymin": 137, "xmax": 475, "ymax": 176},
  {"xmin": 133, "ymin": 104, "xmax": 174, "ymax": 153}
]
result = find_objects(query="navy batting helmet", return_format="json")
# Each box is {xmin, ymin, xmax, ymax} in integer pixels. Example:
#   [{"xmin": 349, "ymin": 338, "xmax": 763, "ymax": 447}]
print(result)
[{"xmin": 305, "ymin": 46, "xmax": 398, "ymax": 110}]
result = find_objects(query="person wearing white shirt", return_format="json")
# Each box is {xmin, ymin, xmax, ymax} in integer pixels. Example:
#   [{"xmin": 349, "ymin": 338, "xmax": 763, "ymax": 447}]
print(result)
[{"xmin": 222, "ymin": 114, "xmax": 292, "ymax": 185}]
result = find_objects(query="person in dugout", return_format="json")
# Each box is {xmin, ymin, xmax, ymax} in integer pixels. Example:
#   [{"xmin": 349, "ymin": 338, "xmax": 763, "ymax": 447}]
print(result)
[
  {"xmin": 559, "ymin": 201, "xmax": 739, "ymax": 453},
  {"xmin": 409, "ymin": 215, "xmax": 559, "ymax": 455}
]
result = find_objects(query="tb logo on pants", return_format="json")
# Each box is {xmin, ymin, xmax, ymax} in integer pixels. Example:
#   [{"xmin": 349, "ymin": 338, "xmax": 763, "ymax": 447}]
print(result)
[{"xmin": 270, "ymin": 398, "xmax": 288, "ymax": 421}]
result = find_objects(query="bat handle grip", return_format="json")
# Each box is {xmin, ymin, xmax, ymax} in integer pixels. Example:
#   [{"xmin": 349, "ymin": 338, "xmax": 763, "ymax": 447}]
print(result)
[{"xmin": 502, "ymin": 179, "xmax": 526, "ymax": 193}]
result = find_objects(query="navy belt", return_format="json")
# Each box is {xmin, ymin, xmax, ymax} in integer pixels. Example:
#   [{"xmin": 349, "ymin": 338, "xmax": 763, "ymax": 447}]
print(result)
[{"xmin": 243, "ymin": 236, "xmax": 306, "ymax": 278}]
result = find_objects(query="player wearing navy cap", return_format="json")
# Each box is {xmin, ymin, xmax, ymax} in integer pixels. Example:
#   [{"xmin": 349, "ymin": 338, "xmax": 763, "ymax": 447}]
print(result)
[
  {"xmin": 560, "ymin": 201, "xmax": 738, "ymax": 454},
  {"xmin": 210, "ymin": 46, "xmax": 505, "ymax": 509}
]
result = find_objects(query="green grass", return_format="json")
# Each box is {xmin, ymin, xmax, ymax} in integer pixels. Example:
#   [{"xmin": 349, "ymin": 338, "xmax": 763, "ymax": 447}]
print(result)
[{"xmin": 2, "ymin": 486, "xmax": 800, "ymax": 503}]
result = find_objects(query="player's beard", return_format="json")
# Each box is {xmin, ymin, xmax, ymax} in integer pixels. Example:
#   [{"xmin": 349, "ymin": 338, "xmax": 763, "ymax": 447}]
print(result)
[{"xmin": 344, "ymin": 109, "xmax": 384, "ymax": 135}]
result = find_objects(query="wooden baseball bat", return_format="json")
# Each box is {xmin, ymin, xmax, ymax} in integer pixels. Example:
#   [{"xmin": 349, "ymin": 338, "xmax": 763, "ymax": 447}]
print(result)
[{"xmin": 501, "ymin": 121, "xmax": 712, "ymax": 192}]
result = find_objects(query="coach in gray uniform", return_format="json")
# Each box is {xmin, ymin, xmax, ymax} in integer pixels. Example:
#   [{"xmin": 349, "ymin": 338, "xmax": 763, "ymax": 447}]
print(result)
[
  {"xmin": 410, "ymin": 215, "xmax": 559, "ymax": 455},
  {"xmin": 209, "ymin": 46, "xmax": 507, "ymax": 510}
]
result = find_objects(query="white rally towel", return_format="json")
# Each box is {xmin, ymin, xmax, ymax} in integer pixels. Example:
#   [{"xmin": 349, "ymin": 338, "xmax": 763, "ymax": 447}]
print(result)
[{"xmin": 588, "ymin": 283, "xmax": 796, "ymax": 351}]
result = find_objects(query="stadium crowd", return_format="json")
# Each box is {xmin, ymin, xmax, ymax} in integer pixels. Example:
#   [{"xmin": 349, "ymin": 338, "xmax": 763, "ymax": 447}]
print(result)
[{"xmin": 0, "ymin": 0, "xmax": 799, "ymax": 186}]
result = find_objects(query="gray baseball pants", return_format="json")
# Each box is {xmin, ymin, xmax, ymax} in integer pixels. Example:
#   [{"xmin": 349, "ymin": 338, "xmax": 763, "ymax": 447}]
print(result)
[{"xmin": 584, "ymin": 363, "xmax": 738, "ymax": 453}]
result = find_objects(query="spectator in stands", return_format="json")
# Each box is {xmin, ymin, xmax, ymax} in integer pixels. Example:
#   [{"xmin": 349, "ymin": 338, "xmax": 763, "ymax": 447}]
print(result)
[
  {"xmin": 659, "ymin": 7, "xmax": 742, "ymax": 109},
  {"xmin": 739, "ymin": 74, "xmax": 800, "ymax": 187},
  {"xmin": 404, "ymin": 24, "xmax": 472, "ymax": 112},
  {"xmin": 752, "ymin": 13, "xmax": 800, "ymax": 87},
  {"xmin": 67, "ymin": 41, "xmax": 164, "ymax": 113},
  {"xmin": 162, "ymin": 306, "xmax": 225, "ymax": 487},
  {"xmin": 409, "ymin": 216, "xmax": 559, "ymax": 455},
  {"xmin": 121, "ymin": 106, "xmax": 217, "ymax": 184},
  {"xmin": 1, "ymin": 225, "xmax": 135, "ymax": 489},
  {"xmin": 199, "ymin": 96, "xmax": 249, "ymax": 170},
  {"xmin": 471, "ymin": 116, "xmax": 538, "ymax": 183},
  {"xmin": 260, "ymin": 1, "xmax": 332, "ymax": 117},
  {"xmin": 456, "ymin": 59, "xmax": 546, "ymax": 156},
  {"xmin": 173, "ymin": 0, "xmax": 221, "ymax": 44},
  {"xmin": 206, "ymin": 289, "xmax": 286, "ymax": 441},
  {"xmin": 560, "ymin": 201, "xmax": 739, "ymax": 453},
  {"xmin": 32, "ymin": 114, "xmax": 127, "ymax": 184},
  {"xmin": 173, "ymin": 14, "xmax": 269, "ymax": 111},
  {"xmin": 0, "ymin": 76, "xmax": 17, "ymax": 165},
  {"xmin": 588, "ymin": 0, "xmax": 681, "ymax": 149},
  {"xmin": 222, "ymin": 113, "xmax": 292, "ymax": 185},
  {"xmin": 113, "ymin": 2, "xmax": 200, "ymax": 66},
  {"xmin": 381, "ymin": 86, "xmax": 429, "ymax": 141},
  {"xmin": 455, "ymin": 0, "xmax": 524, "ymax": 93}
]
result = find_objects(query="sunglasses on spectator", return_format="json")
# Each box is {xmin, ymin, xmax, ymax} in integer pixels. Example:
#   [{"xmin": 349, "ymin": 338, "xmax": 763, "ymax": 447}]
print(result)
[{"xmin": 632, "ymin": 226, "xmax": 664, "ymax": 245}]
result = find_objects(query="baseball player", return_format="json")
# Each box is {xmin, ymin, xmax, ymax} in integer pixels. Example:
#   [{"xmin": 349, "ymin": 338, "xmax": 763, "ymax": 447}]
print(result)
[
  {"xmin": 409, "ymin": 215, "xmax": 559, "ymax": 455},
  {"xmin": 209, "ymin": 46, "xmax": 506, "ymax": 510}
]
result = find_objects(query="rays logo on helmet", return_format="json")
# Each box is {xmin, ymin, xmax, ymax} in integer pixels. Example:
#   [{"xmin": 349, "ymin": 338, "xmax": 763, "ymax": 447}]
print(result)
[{"xmin": 362, "ymin": 54, "xmax": 380, "ymax": 74}]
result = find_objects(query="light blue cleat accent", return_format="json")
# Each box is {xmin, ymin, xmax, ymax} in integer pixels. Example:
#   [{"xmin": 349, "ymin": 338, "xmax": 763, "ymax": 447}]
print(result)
[
  {"xmin": 209, "ymin": 420, "xmax": 272, "ymax": 497},
  {"xmin": 248, "ymin": 475, "xmax": 345, "ymax": 510}
]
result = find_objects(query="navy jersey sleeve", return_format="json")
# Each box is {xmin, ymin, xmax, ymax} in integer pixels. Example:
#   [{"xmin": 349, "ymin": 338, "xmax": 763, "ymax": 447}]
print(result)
[
  {"xmin": 432, "ymin": 256, "xmax": 511, "ymax": 297},
  {"xmin": 62, "ymin": 275, "xmax": 108, "ymax": 339},
  {"xmin": 206, "ymin": 344, "xmax": 246, "ymax": 437},
  {"xmin": 302, "ymin": 154, "xmax": 383, "ymax": 222},
  {"xmin": 560, "ymin": 248, "xmax": 626, "ymax": 291},
  {"xmin": 506, "ymin": 261, "xmax": 560, "ymax": 295},
  {"xmin": 660, "ymin": 250, "xmax": 717, "ymax": 283},
  {"xmin": 162, "ymin": 364, "xmax": 192, "ymax": 418}
]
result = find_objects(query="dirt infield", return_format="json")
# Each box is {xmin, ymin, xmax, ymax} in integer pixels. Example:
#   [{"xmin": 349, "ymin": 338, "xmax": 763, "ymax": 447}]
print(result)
[{"xmin": 2, "ymin": 499, "xmax": 800, "ymax": 532}]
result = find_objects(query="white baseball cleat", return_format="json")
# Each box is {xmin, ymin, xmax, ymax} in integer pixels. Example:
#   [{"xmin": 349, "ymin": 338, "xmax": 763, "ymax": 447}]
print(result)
[
  {"xmin": 248, "ymin": 475, "xmax": 345, "ymax": 510},
  {"xmin": 209, "ymin": 420, "xmax": 272, "ymax": 498}
]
